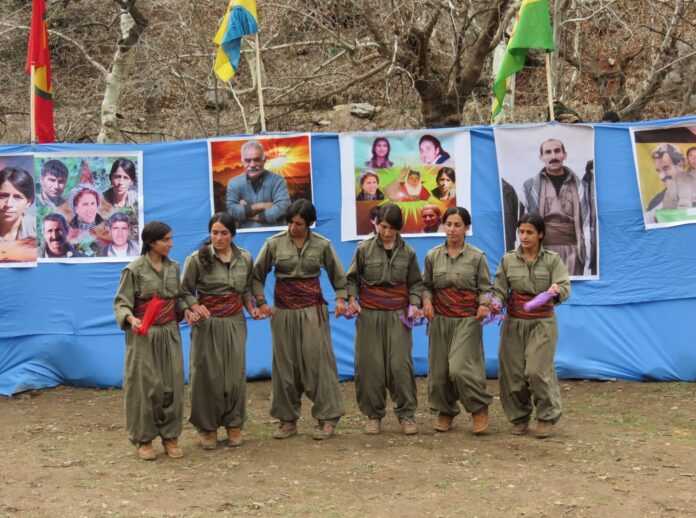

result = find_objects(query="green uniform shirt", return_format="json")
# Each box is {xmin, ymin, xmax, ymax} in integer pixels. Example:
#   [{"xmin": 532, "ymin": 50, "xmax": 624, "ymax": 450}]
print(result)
[
  {"xmin": 346, "ymin": 234, "xmax": 423, "ymax": 306},
  {"xmin": 422, "ymin": 242, "xmax": 492, "ymax": 305},
  {"xmin": 114, "ymin": 254, "xmax": 188, "ymax": 330},
  {"xmin": 180, "ymin": 243, "xmax": 253, "ymax": 307},
  {"xmin": 492, "ymin": 247, "xmax": 570, "ymax": 307},
  {"xmin": 252, "ymin": 230, "xmax": 347, "ymax": 300}
]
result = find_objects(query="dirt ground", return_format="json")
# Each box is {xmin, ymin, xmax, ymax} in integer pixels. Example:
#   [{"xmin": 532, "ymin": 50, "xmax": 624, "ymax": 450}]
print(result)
[{"xmin": 1, "ymin": 379, "xmax": 695, "ymax": 517}]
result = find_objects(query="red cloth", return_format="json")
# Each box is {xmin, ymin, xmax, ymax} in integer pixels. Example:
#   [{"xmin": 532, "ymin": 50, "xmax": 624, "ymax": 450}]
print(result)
[
  {"xmin": 507, "ymin": 291, "xmax": 554, "ymax": 319},
  {"xmin": 433, "ymin": 288, "xmax": 478, "ymax": 318},
  {"xmin": 133, "ymin": 295, "xmax": 177, "ymax": 335},
  {"xmin": 26, "ymin": 0, "xmax": 54, "ymax": 143}
]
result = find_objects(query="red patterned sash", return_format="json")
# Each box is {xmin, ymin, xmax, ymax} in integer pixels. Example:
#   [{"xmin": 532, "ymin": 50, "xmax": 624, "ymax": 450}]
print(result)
[
  {"xmin": 507, "ymin": 291, "xmax": 554, "ymax": 319},
  {"xmin": 359, "ymin": 284, "xmax": 409, "ymax": 311},
  {"xmin": 274, "ymin": 278, "xmax": 328, "ymax": 309},
  {"xmin": 134, "ymin": 297, "xmax": 177, "ymax": 325},
  {"xmin": 199, "ymin": 293, "xmax": 243, "ymax": 318},
  {"xmin": 433, "ymin": 288, "xmax": 478, "ymax": 318}
]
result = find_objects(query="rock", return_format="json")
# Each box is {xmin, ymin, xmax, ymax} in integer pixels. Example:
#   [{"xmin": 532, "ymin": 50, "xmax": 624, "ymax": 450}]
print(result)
[{"xmin": 350, "ymin": 103, "xmax": 377, "ymax": 119}]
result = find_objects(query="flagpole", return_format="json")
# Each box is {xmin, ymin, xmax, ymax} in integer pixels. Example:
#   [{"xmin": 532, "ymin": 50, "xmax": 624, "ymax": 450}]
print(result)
[
  {"xmin": 30, "ymin": 64, "xmax": 36, "ymax": 144},
  {"xmin": 545, "ymin": 53, "xmax": 554, "ymax": 121},
  {"xmin": 254, "ymin": 33, "xmax": 266, "ymax": 132}
]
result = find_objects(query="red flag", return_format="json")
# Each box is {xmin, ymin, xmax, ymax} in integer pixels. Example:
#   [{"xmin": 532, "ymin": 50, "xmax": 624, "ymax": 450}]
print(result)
[{"xmin": 26, "ymin": 0, "xmax": 55, "ymax": 143}]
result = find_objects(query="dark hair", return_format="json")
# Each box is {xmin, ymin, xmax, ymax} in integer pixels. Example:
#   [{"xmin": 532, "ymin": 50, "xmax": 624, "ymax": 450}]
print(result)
[
  {"xmin": 199, "ymin": 213, "xmax": 237, "ymax": 273},
  {"xmin": 42, "ymin": 212, "xmax": 69, "ymax": 233},
  {"xmin": 377, "ymin": 203, "xmax": 403, "ymax": 230},
  {"xmin": 518, "ymin": 213, "xmax": 545, "ymax": 240},
  {"xmin": 107, "ymin": 211, "xmax": 132, "ymax": 228},
  {"xmin": 109, "ymin": 158, "xmax": 136, "ymax": 182},
  {"xmin": 419, "ymin": 134, "xmax": 451, "ymax": 162},
  {"xmin": 141, "ymin": 221, "xmax": 172, "ymax": 255},
  {"xmin": 685, "ymin": 146, "xmax": 696, "ymax": 159},
  {"xmin": 407, "ymin": 170, "xmax": 421, "ymax": 179},
  {"xmin": 41, "ymin": 159, "xmax": 68, "ymax": 180},
  {"xmin": 539, "ymin": 139, "xmax": 566, "ymax": 156},
  {"xmin": 371, "ymin": 137, "xmax": 391, "ymax": 162},
  {"xmin": 601, "ymin": 110, "xmax": 620, "ymax": 123},
  {"xmin": 286, "ymin": 199, "xmax": 316, "ymax": 226},
  {"xmin": 0, "ymin": 167, "xmax": 35, "ymax": 204},
  {"xmin": 443, "ymin": 206, "xmax": 471, "ymax": 226},
  {"xmin": 651, "ymin": 143, "xmax": 684, "ymax": 166},
  {"xmin": 360, "ymin": 170, "xmax": 379, "ymax": 186},
  {"xmin": 436, "ymin": 167, "xmax": 455, "ymax": 184}
]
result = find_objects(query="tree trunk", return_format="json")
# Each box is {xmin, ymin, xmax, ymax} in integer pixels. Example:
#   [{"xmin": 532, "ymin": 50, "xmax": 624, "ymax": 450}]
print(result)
[{"xmin": 97, "ymin": 8, "xmax": 148, "ymax": 143}]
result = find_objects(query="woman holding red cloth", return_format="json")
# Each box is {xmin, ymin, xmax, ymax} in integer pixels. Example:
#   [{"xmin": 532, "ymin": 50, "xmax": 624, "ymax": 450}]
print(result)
[
  {"xmin": 181, "ymin": 213, "xmax": 256, "ymax": 450},
  {"xmin": 113, "ymin": 221, "xmax": 196, "ymax": 460},
  {"xmin": 422, "ymin": 207, "xmax": 493, "ymax": 435},
  {"xmin": 252, "ymin": 200, "xmax": 347, "ymax": 441},
  {"xmin": 346, "ymin": 203, "xmax": 424, "ymax": 435},
  {"xmin": 491, "ymin": 213, "xmax": 570, "ymax": 439}
]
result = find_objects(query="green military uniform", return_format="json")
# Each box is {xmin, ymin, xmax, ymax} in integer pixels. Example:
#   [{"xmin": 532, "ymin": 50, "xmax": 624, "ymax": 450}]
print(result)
[
  {"xmin": 492, "ymin": 247, "xmax": 570, "ymax": 425},
  {"xmin": 346, "ymin": 234, "xmax": 423, "ymax": 420},
  {"xmin": 252, "ymin": 230, "xmax": 346, "ymax": 426},
  {"xmin": 422, "ymin": 242, "xmax": 493, "ymax": 417},
  {"xmin": 181, "ymin": 243, "xmax": 253, "ymax": 433},
  {"xmin": 113, "ymin": 255, "xmax": 188, "ymax": 446}
]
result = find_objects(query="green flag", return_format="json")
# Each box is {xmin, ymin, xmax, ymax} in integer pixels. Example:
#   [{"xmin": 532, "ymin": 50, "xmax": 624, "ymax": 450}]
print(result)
[{"xmin": 492, "ymin": 0, "xmax": 555, "ymax": 120}]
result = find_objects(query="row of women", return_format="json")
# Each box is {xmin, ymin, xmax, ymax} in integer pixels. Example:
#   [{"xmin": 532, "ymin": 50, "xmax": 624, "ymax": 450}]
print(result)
[{"xmin": 113, "ymin": 200, "xmax": 570, "ymax": 461}]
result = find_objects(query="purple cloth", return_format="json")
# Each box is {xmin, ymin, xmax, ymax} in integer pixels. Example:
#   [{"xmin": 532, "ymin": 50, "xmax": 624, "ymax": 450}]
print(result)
[
  {"xmin": 481, "ymin": 293, "xmax": 504, "ymax": 327},
  {"xmin": 522, "ymin": 291, "xmax": 558, "ymax": 312}
]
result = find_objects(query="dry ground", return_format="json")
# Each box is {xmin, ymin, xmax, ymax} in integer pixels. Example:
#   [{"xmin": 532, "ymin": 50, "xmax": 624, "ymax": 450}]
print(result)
[{"xmin": 1, "ymin": 379, "xmax": 695, "ymax": 517}]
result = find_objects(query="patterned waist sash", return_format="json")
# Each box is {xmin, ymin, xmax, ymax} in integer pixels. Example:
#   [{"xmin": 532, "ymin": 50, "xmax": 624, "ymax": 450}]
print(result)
[
  {"xmin": 433, "ymin": 288, "xmax": 478, "ymax": 318},
  {"xmin": 359, "ymin": 283, "xmax": 409, "ymax": 311},
  {"xmin": 507, "ymin": 291, "xmax": 554, "ymax": 319},
  {"xmin": 199, "ymin": 293, "xmax": 243, "ymax": 318},
  {"xmin": 134, "ymin": 297, "xmax": 177, "ymax": 325},
  {"xmin": 274, "ymin": 278, "xmax": 328, "ymax": 309},
  {"xmin": 544, "ymin": 220, "xmax": 577, "ymax": 245}
]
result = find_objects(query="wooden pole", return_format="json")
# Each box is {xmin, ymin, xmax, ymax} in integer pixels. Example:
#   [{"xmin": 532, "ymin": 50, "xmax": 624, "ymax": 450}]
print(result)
[
  {"xmin": 545, "ymin": 53, "xmax": 554, "ymax": 121},
  {"xmin": 30, "ymin": 64, "xmax": 36, "ymax": 144},
  {"xmin": 254, "ymin": 33, "xmax": 266, "ymax": 133}
]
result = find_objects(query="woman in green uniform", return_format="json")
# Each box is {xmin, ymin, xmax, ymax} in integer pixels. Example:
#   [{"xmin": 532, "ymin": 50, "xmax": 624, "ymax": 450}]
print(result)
[
  {"xmin": 346, "ymin": 203, "xmax": 424, "ymax": 435},
  {"xmin": 252, "ymin": 200, "xmax": 347, "ymax": 440},
  {"xmin": 422, "ymin": 206, "xmax": 493, "ymax": 434},
  {"xmin": 113, "ymin": 221, "xmax": 196, "ymax": 460},
  {"xmin": 181, "ymin": 213, "xmax": 256, "ymax": 450},
  {"xmin": 491, "ymin": 213, "xmax": 570, "ymax": 439}
]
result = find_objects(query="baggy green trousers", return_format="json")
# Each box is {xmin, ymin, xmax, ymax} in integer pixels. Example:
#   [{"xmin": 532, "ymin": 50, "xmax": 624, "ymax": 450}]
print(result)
[
  {"xmin": 270, "ymin": 305, "xmax": 345, "ymax": 425},
  {"xmin": 428, "ymin": 315, "xmax": 492, "ymax": 416},
  {"xmin": 188, "ymin": 313, "xmax": 247, "ymax": 432},
  {"xmin": 354, "ymin": 308, "xmax": 417, "ymax": 420},
  {"xmin": 498, "ymin": 315, "xmax": 562, "ymax": 424},
  {"xmin": 123, "ymin": 322, "xmax": 184, "ymax": 445}
]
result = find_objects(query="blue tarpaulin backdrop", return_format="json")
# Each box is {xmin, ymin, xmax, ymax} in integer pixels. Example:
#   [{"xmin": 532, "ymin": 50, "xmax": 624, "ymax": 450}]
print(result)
[{"xmin": 2, "ymin": 118, "xmax": 696, "ymax": 396}]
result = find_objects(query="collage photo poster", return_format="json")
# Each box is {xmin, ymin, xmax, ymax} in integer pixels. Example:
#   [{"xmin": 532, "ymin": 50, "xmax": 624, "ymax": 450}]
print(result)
[
  {"xmin": 208, "ymin": 134, "xmax": 313, "ymax": 232},
  {"xmin": 630, "ymin": 123, "xmax": 696, "ymax": 230},
  {"xmin": 0, "ymin": 154, "xmax": 37, "ymax": 267},
  {"xmin": 34, "ymin": 152, "xmax": 144, "ymax": 263},
  {"xmin": 494, "ymin": 123, "xmax": 598, "ymax": 280},
  {"xmin": 339, "ymin": 130, "xmax": 471, "ymax": 240}
]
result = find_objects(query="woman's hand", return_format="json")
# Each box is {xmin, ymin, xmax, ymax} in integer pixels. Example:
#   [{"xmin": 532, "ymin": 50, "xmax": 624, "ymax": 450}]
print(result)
[
  {"xmin": 347, "ymin": 296, "xmax": 361, "ymax": 315},
  {"xmin": 190, "ymin": 303, "xmax": 211, "ymax": 320},
  {"xmin": 258, "ymin": 303, "xmax": 275, "ymax": 319},
  {"xmin": 476, "ymin": 304, "xmax": 491, "ymax": 321},
  {"xmin": 547, "ymin": 283, "xmax": 560, "ymax": 295},
  {"xmin": 334, "ymin": 298, "xmax": 347, "ymax": 318},
  {"xmin": 127, "ymin": 315, "xmax": 142, "ymax": 330},
  {"xmin": 184, "ymin": 309, "xmax": 199, "ymax": 326},
  {"xmin": 422, "ymin": 299, "xmax": 435, "ymax": 320}
]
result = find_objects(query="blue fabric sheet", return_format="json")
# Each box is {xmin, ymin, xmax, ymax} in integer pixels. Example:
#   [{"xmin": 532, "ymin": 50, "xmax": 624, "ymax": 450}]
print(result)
[{"xmin": 2, "ymin": 118, "xmax": 696, "ymax": 395}]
